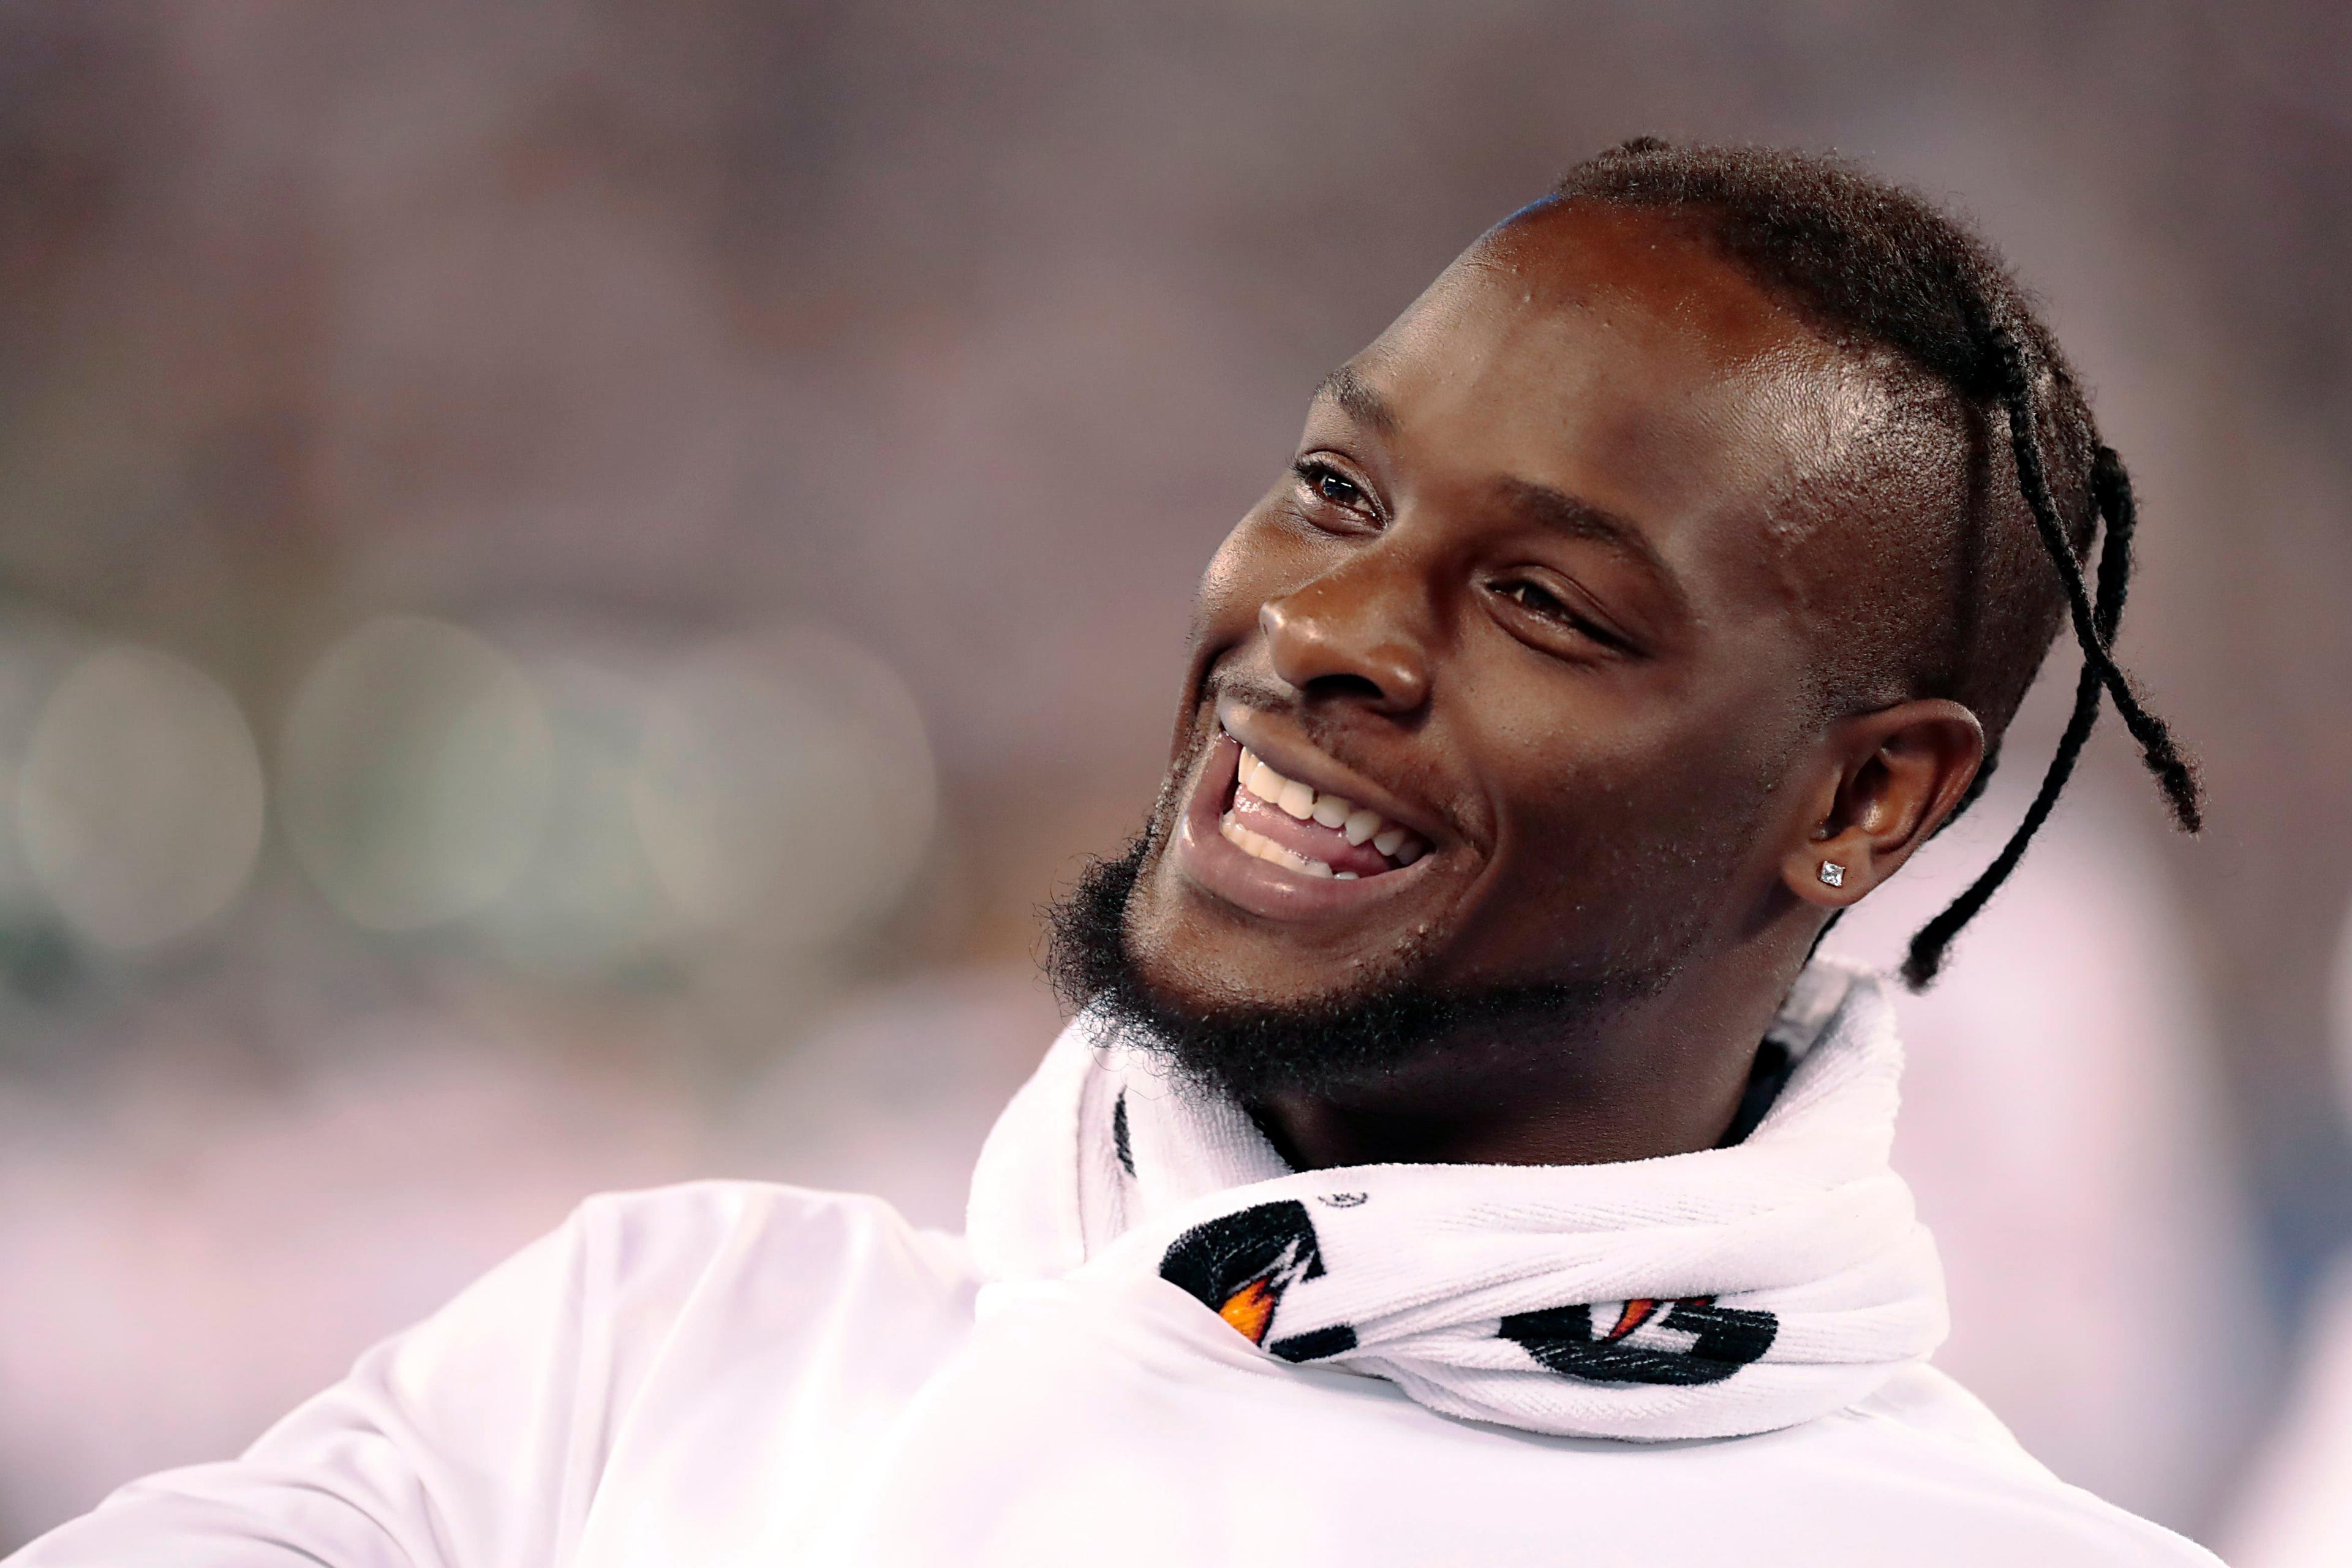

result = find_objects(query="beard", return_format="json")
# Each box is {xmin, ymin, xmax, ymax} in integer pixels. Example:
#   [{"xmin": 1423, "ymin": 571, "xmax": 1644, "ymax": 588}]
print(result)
[{"xmin": 1043, "ymin": 823, "xmax": 1659, "ymax": 1106}]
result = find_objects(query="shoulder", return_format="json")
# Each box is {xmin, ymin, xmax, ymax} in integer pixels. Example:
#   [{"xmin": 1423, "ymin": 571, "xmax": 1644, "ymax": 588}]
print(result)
[
  {"xmin": 8, "ymin": 1182, "xmax": 980, "ymax": 1565},
  {"xmin": 364, "ymin": 1179, "xmax": 976, "ymax": 1443},
  {"xmin": 568, "ymin": 1178, "xmax": 974, "ymax": 1292},
  {"xmin": 345, "ymin": 1182, "xmax": 978, "ymax": 1530},
  {"xmin": 560, "ymin": 1180, "xmax": 978, "ymax": 1352},
  {"xmin": 408, "ymin": 1180, "xmax": 970, "ymax": 1339},
  {"xmin": 1820, "ymin": 1366, "xmax": 2225, "ymax": 1566}
]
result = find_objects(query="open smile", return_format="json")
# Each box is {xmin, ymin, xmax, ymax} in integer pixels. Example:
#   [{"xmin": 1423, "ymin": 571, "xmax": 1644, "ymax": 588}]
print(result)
[{"xmin": 1170, "ymin": 709, "xmax": 1442, "ymax": 922}]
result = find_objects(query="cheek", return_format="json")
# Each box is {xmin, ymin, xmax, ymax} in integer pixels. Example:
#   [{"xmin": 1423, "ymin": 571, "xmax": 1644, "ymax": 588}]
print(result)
[
  {"xmin": 1515, "ymin": 739, "xmax": 1723, "ymax": 892},
  {"xmin": 1191, "ymin": 507, "xmax": 1314, "ymax": 649},
  {"xmin": 1451, "ymin": 686, "xmax": 1793, "ymax": 979}
]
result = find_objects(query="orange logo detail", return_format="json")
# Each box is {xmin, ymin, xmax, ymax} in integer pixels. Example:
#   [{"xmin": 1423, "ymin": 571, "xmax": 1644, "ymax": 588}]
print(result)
[
  {"xmin": 1218, "ymin": 1278, "xmax": 1278, "ymax": 1344},
  {"xmin": 1606, "ymin": 1299, "xmax": 1659, "ymax": 1340}
]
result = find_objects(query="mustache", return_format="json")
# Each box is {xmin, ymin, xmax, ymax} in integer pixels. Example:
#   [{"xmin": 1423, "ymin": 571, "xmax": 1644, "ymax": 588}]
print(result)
[
  {"xmin": 1203, "ymin": 668, "xmax": 1291, "ymax": 715},
  {"xmin": 1197, "ymin": 667, "xmax": 1411, "ymax": 792},
  {"xmin": 1204, "ymin": 668, "xmax": 1298, "ymax": 710}
]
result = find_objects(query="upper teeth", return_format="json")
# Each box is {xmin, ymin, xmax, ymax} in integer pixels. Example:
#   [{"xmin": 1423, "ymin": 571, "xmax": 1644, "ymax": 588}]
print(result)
[{"xmin": 1234, "ymin": 747, "xmax": 1425, "ymax": 868}]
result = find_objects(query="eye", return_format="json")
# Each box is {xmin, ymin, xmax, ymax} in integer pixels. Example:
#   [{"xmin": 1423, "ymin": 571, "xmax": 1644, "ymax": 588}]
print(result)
[
  {"xmin": 1499, "ymin": 579, "xmax": 1569, "ymax": 619},
  {"xmin": 1312, "ymin": 469, "xmax": 1361, "ymax": 507},
  {"xmin": 1488, "ymin": 573, "xmax": 1637, "ymax": 657},
  {"xmin": 1293, "ymin": 458, "xmax": 1370, "ymax": 514}
]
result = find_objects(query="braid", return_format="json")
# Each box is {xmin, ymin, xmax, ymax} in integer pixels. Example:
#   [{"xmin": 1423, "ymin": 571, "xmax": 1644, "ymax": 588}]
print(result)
[
  {"xmin": 1985, "ymin": 327, "xmax": 2203, "ymax": 832},
  {"xmin": 2087, "ymin": 445, "xmax": 2137, "ymax": 647},
  {"xmin": 1903, "ymin": 643, "xmax": 2103, "ymax": 985},
  {"xmin": 1902, "ymin": 336, "xmax": 2201, "ymax": 984}
]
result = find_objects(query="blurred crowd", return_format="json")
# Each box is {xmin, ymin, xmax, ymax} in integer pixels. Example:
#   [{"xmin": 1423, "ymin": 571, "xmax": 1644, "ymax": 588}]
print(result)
[{"xmin": 1, "ymin": 1, "xmax": 2348, "ymax": 1558}]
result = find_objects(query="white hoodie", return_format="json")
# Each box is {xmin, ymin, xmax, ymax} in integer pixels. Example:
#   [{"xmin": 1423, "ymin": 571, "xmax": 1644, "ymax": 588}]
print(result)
[
  {"xmin": 8, "ymin": 1179, "xmax": 2220, "ymax": 1567},
  {"xmin": 12, "ymin": 971, "xmax": 2221, "ymax": 1567}
]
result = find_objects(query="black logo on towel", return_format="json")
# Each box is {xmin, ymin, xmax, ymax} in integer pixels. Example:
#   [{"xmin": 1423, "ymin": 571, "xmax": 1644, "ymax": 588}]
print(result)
[
  {"xmin": 1159, "ymin": 1200, "xmax": 1358, "ymax": 1365},
  {"xmin": 1112, "ymin": 1091, "xmax": 1135, "ymax": 1175},
  {"xmin": 1498, "ymin": 1297, "xmax": 1777, "ymax": 1386}
]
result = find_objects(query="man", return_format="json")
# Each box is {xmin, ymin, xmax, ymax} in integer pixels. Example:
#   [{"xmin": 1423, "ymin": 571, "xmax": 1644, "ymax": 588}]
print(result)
[{"xmin": 12, "ymin": 140, "xmax": 2218, "ymax": 1565}]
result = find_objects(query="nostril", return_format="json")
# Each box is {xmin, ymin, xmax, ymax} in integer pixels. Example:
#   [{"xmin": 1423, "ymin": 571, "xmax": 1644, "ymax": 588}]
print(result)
[{"xmin": 1303, "ymin": 671, "xmax": 1387, "ymax": 705}]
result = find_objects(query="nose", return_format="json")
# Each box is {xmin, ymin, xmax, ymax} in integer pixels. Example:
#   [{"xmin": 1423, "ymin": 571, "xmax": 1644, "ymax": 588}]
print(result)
[{"xmin": 1259, "ymin": 564, "xmax": 1432, "ymax": 716}]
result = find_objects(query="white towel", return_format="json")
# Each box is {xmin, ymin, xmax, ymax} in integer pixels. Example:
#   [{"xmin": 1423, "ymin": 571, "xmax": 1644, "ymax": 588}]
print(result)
[{"xmin": 967, "ymin": 957, "xmax": 1949, "ymax": 1441}]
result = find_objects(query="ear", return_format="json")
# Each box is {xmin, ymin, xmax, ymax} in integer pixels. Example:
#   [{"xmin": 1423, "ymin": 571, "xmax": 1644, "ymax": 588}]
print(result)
[{"xmin": 1781, "ymin": 699, "xmax": 1985, "ymax": 908}]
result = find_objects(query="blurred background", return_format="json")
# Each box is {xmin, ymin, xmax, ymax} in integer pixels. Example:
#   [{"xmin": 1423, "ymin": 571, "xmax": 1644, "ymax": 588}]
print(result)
[{"xmin": 0, "ymin": 0, "xmax": 2346, "ymax": 1556}]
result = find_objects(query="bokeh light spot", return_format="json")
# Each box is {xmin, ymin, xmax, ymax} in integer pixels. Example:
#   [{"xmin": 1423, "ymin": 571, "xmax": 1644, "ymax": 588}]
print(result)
[
  {"xmin": 279, "ymin": 617, "xmax": 554, "ymax": 931},
  {"xmin": 469, "ymin": 652, "xmax": 678, "ymax": 974},
  {"xmin": 631, "ymin": 627, "xmax": 936, "ymax": 947},
  {"xmin": 17, "ymin": 645, "xmax": 265, "ymax": 949}
]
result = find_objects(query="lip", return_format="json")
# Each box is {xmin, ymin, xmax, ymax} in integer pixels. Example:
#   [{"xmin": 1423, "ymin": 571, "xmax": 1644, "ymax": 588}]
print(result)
[{"xmin": 1170, "ymin": 722, "xmax": 1444, "ymax": 924}]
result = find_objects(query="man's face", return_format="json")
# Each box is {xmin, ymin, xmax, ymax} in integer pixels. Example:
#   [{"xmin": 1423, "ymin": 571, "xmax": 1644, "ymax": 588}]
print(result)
[{"xmin": 1117, "ymin": 202, "xmax": 1869, "ymax": 1039}]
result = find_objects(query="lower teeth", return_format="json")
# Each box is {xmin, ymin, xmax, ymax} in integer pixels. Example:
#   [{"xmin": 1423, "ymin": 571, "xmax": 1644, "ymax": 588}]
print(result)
[{"xmin": 1221, "ymin": 814, "xmax": 1371, "ymax": 880}]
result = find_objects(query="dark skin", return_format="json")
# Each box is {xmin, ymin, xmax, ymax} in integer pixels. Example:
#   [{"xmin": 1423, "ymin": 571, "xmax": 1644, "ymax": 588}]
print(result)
[{"xmin": 1120, "ymin": 202, "xmax": 1985, "ymax": 1170}]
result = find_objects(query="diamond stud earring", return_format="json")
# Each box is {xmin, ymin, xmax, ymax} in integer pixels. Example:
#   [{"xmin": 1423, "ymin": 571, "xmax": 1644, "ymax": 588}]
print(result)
[{"xmin": 1818, "ymin": 861, "xmax": 1846, "ymax": 888}]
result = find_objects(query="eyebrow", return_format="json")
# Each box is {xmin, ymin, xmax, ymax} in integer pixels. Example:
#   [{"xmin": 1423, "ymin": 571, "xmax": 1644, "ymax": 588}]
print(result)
[
  {"xmin": 1311, "ymin": 364, "xmax": 1398, "ymax": 436},
  {"xmin": 1487, "ymin": 476, "xmax": 1690, "ymax": 622}
]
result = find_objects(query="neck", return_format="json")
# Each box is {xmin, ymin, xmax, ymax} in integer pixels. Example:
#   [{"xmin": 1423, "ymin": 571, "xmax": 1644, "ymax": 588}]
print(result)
[{"xmin": 1246, "ymin": 953, "xmax": 1798, "ymax": 1170}]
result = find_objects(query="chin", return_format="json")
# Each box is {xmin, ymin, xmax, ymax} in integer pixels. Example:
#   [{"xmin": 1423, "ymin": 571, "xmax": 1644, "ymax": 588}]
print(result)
[
  {"xmin": 1123, "ymin": 838, "xmax": 1433, "ymax": 1011},
  {"xmin": 1051, "ymin": 805, "xmax": 1665, "ymax": 1105}
]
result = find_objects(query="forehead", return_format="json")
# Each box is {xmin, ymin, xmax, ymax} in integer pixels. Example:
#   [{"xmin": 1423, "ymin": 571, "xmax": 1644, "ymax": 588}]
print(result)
[{"xmin": 1341, "ymin": 203, "xmax": 1898, "ymax": 612}]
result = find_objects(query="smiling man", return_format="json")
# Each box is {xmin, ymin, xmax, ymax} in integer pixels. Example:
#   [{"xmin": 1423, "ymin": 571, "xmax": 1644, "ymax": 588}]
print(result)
[{"xmin": 14, "ymin": 141, "xmax": 2218, "ymax": 1567}]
